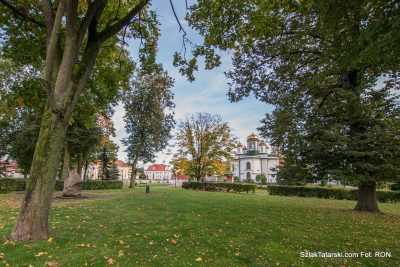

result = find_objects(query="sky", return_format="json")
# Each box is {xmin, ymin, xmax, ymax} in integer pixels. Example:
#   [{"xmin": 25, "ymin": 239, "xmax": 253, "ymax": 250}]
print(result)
[{"xmin": 111, "ymin": 1, "xmax": 275, "ymax": 165}]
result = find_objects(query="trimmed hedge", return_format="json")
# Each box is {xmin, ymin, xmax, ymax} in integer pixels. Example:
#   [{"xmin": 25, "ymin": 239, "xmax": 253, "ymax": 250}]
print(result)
[
  {"xmin": 267, "ymin": 185, "xmax": 400, "ymax": 203},
  {"xmin": 0, "ymin": 179, "xmax": 123, "ymax": 193},
  {"xmin": 0, "ymin": 178, "xmax": 17, "ymax": 193},
  {"xmin": 182, "ymin": 181, "xmax": 256, "ymax": 194},
  {"xmin": 55, "ymin": 180, "xmax": 123, "ymax": 191}
]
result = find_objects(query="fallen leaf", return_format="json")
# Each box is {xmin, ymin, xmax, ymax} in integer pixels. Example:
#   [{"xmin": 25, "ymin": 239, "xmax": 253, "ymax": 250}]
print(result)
[
  {"xmin": 106, "ymin": 258, "xmax": 116, "ymax": 265},
  {"xmin": 0, "ymin": 252, "xmax": 4, "ymax": 259},
  {"xmin": 170, "ymin": 239, "xmax": 177, "ymax": 245},
  {"xmin": 46, "ymin": 262, "xmax": 59, "ymax": 267},
  {"xmin": 118, "ymin": 250, "xmax": 124, "ymax": 257},
  {"xmin": 118, "ymin": 240, "xmax": 125, "ymax": 245},
  {"xmin": 35, "ymin": 252, "xmax": 47, "ymax": 257},
  {"xmin": 195, "ymin": 257, "xmax": 203, "ymax": 262},
  {"xmin": 47, "ymin": 237, "xmax": 53, "ymax": 243}
]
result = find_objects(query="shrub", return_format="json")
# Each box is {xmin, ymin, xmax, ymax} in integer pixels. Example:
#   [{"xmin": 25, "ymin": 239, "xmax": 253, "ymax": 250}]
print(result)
[
  {"xmin": 0, "ymin": 178, "xmax": 16, "ymax": 193},
  {"xmin": 391, "ymin": 182, "xmax": 400, "ymax": 191},
  {"xmin": 2, "ymin": 178, "xmax": 123, "ymax": 192},
  {"xmin": 15, "ymin": 179, "xmax": 27, "ymax": 191},
  {"xmin": 182, "ymin": 181, "xmax": 256, "ymax": 194},
  {"xmin": 267, "ymin": 185, "xmax": 400, "ymax": 203},
  {"xmin": 55, "ymin": 180, "xmax": 123, "ymax": 191}
]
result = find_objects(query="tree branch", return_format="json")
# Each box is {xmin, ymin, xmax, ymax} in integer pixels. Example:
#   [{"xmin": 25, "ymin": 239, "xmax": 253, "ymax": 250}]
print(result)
[
  {"xmin": 78, "ymin": 0, "xmax": 106, "ymax": 45},
  {"xmin": 96, "ymin": 0, "xmax": 150, "ymax": 43},
  {"xmin": 44, "ymin": 0, "xmax": 66, "ymax": 110},
  {"xmin": 0, "ymin": 0, "xmax": 44, "ymax": 27}
]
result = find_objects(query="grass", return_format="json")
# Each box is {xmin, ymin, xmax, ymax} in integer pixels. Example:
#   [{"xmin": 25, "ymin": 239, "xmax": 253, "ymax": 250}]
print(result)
[{"xmin": 0, "ymin": 187, "xmax": 399, "ymax": 266}]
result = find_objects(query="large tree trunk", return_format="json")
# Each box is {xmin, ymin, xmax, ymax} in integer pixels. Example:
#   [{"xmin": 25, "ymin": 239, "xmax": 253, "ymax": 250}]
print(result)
[
  {"xmin": 61, "ymin": 144, "xmax": 70, "ymax": 180},
  {"xmin": 11, "ymin": 107, "xmax": 68, "ymax": 240},
  {"xmin": 354, "ymin": 180, "xmax": 380, "ymax": 212}
]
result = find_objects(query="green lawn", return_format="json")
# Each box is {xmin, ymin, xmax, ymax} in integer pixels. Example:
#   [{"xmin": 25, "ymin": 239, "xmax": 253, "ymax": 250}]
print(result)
[{"xmin": 0, "ymin": 187, "xmax": 399, "ymax": 266}]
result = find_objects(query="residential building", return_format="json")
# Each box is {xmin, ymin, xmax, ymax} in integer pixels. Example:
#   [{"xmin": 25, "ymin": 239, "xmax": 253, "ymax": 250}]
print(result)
[{"xmin": 144, "ymin": 163, "xmax": 173, "ymax": 181}]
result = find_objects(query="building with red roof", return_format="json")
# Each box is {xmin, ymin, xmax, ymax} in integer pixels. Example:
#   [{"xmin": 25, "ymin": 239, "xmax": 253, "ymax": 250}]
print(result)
[{"xmin": 144, "ymin": 163, "xmax": 172, "ymax": 181}]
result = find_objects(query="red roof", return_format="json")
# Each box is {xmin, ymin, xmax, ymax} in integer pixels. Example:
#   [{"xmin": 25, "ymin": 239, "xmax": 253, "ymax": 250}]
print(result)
[
  {"xmin": 177, "ymin": 175, "xmax": 189, "ymax": 180},
  {"xmin": 146, "ymin": 164, "xmax": 167, "ymax": 171},
  {"xmin": 115, "ymin": 160, "xmax": 129, "ymax": 168}
]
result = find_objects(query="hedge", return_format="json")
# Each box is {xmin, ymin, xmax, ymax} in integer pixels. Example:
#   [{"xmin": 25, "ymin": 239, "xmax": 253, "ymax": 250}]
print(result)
[
  {"xmin": 267, "ymin": 185, "xmax": 400, "ymax": 203},
  {"xmin": 0, "ymin": 178, "xmax": 17, "ymax": 193},
  {"xmin": 182, "ymin": 181, "xmax": 256, "ymax": 193},
  {"xmin": 0, "ymin": 179, "xmax": 123, "ymax": 193}
]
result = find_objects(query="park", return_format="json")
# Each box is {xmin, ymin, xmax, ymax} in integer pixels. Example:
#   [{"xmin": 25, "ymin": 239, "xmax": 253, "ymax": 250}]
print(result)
[
  {"xmin": 1, "ymin": 0, "xmax": 400, "ymax": 266},
  {"xmin": 1, "ymin": 186, "xmax": 399, "ymax": 266}
]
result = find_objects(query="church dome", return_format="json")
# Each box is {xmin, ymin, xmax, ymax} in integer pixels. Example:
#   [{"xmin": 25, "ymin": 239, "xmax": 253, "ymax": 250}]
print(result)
[{"xmin": 247, "ymin": 133, "xmax": 259, "ymax": 141}]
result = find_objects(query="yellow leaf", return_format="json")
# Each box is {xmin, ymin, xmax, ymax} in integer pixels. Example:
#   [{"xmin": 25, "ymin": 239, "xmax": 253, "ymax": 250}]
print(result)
[
  {"xmin": 106, "ymin": 258, "xmax": 116, "ymax": 265},
  {"xmin": 195, "ymin": 257, "xmax": 203, "ymax": 262},
  {"xmin": 0, "ymin": 224, "xmax": 4, "ymax": 229},
  {"xmin": 35, "ymin": 252, "xmax": 47, "ymax": 257},
  {"xmin": 170, "ymin": 239, "xmax": 177, "ymax": 245},
  {"xmin": 45, "ymin": 262, "xmax": 59, "ymax": 267},
  {"xmin": 118, "ymin": 240, "xmax": 125, "ymax": 245},
  {"xmin": 0, "ymin": 252, "xmax": 4, "ymax": 259},
  {"xmin": 47, "ymin": 237, "xmax": 53, "ymax": 243},
  {"xmin": 118, "ymin": 250, "xmax": 124, "ymax": 257}
]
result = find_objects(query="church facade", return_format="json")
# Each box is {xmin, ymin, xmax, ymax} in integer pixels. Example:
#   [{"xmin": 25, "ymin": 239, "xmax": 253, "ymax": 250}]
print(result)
[{"xmin": 232, "ymin": 134, "xmax": 279, "ymax": 183}]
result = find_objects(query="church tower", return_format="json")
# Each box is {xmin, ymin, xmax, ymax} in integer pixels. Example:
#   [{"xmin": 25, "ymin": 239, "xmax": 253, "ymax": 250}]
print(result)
[{"xmin": 247, "ymin": 133, "xmax": 259, "ymax": 152}]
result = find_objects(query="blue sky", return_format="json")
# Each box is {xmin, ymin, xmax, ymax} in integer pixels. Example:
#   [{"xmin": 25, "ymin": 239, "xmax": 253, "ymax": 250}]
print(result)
[{"xmin": 112, "ymin": 1, "xmax": 274, "ymax": 164}]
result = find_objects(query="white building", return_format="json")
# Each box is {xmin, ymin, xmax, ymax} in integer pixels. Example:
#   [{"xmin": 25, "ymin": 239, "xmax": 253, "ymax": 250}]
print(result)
[
  {"xmin": 232, "ymin": 134, "xmax": 280, "ymax": 183},
  {"xmin": 85, "ymin": 160, "xmax": 131, "ymax": 182},
  {"xmin": 145, "ymin": 164, "xmax": 173, "ymax": 181}
]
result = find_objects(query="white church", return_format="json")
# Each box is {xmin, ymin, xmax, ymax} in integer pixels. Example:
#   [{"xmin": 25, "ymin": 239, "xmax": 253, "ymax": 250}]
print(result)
[{"xmin": 232, "ymin": 134, "xmax": 280, "ymax": 183}]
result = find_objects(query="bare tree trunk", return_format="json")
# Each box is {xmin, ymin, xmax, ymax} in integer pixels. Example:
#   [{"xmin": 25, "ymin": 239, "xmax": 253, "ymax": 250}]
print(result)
[
  {"xmin": 11, "ymin": 108, "xmax": 68, "ymax": 240},
  {"xmin": 61, "ymin": 144, "xmax": 70, "ymax": 180},
  {"xmin": 77, "ymin": 152, "xmax": 83, "ymax": 177},
  {"xmin": 129, "ymin": 157, "xmax": 139, "ymax": 188},
  {"xmin": 354, "ymin": 180, "xmax": 380, "ymax": 212},
  {"xmin": 83, "ymin": 160, "xmax": 89, "ymax": 180}
]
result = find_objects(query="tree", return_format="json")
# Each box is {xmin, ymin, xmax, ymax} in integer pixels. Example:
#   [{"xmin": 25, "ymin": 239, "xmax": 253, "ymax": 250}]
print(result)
[
  {"xmin": 0, "ymin": 0, "xmax": 154, "ymax": 240},
  {"xmin": 184, "ymin": 1, "xmax": 400, "ymax": 212},
  {"xmin": 122, "ymin": 68, "xmax": 175, "ymax": 188},
  {"xmin": 256, "ymin": 174, "xmax": 267, "ymax": 185},
  {"xmin": 98, "ymin": 139, "xmax": 118, "ymax": 180},
  {"xmin": 173, "ymin": 113, "xmax": 236, "ymax": 181}
]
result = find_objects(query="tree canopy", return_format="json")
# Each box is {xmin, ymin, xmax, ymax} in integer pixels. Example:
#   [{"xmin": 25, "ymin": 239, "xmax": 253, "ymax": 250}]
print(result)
[
  {"xmin": 172, "ymin": 113, "xmax": 236, "ymax": 181},
  {"xmin": 184, "ymin": 0, "xmax": 400, "ymax": 211}
]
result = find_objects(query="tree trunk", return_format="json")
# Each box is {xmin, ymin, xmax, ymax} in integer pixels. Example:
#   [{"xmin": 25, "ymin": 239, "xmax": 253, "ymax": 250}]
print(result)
[
  {"xmin": 354, "ymin": 180, "xmax": 380, "ymax": 212},
  {"xmin": 83, "ymin": 160, "xmax": 89, "ymax": 180},
  {"xmin": 129, "ymin": 158, "xmax": 139, "ymax": 188},
  {"xmin": 11, "ymin": 107, "xmax": 68, "ymax": 240},
  {"xmin": 77, "ymin": 152, "xmax": 83, "ymax": 177},
  {"xmin": 61, "ymin": 144, "xmax": 70, "ymax": 180}
]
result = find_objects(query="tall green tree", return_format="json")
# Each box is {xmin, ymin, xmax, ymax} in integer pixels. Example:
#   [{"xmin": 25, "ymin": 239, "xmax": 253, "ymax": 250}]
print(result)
[
  {"xmin": 172, "ymin": 113, "xmax": 236, "ymax": 181},
  {"xmin": 0, "ymin": 0, "xmax": 155, "ymax": 240},
  {"xmin": 183, "ymin": 0, "xmax": 400, "ymax": 212},
  {"xmin": 123, "ymin": 68, "xmax": 175, "ymax": 188}
]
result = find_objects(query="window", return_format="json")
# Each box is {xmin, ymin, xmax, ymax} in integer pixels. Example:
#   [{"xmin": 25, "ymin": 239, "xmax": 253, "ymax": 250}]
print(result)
[
  {"xmin": 246, "ymin": 162, "xmax": 251, "ymax": 170},
  {"xmin": 246, "ymin": 172, "xmax": 251, "ymax": 179},
  {"xmin": 232, "ymin": 164, "xmax": 234, "ymax": 171}
]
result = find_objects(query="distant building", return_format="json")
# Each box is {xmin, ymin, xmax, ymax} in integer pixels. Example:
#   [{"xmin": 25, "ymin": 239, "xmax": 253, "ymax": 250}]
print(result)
[
  {"xmin": 86, "ymin": 160, "xmax": 132, "ymax": 182},
  {"xmin": 115, "ymin": 160, "xmax": 131, "ymax": 182},
  {"xmin": 232, "ymin": 134, "xmax": 280, "ymax": 183},
  {"xmin": 145, "ymin": 164, "xmax": 173, "ymax": 181},
  {"xmin": 0, "ymin": 160, "xmax": 25, "ymax": 178}
]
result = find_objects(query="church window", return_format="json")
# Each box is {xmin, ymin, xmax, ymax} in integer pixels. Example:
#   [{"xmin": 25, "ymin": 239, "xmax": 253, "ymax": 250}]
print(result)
[
  {"xmin": 246, "ymin": 172, "xmax": 251, "ymax": 179},
  {"xmin": 246, "ymin": 162, "xmax": 251, "ymax": 169}
]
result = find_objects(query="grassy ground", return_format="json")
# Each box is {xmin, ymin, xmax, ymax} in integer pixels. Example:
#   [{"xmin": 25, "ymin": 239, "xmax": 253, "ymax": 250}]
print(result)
[{"xmin": 0, "ymin": 187, "xmax": 399, "ymax": 266}]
